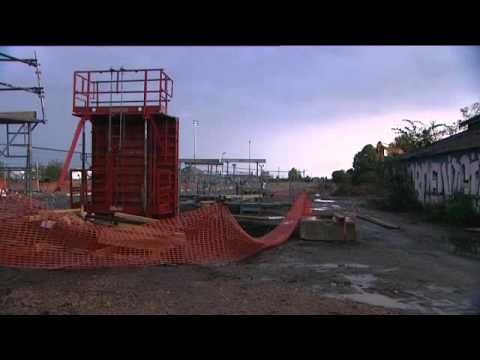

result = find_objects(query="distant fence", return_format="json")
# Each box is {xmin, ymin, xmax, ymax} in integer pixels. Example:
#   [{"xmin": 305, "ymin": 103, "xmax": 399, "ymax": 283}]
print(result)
[
  {"xmin": 180, "ymin": 167, "xmax": 323, "ymax": 201},
  {"xmin": 1, "ymin": 146, "xmax": 324, "ymax": 202}
]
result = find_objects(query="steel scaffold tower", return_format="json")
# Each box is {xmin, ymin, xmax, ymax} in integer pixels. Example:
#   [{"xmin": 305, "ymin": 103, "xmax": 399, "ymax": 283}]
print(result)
[{"xmin": 0, "ymin": 51, "xmax": 46, "ymax": 195}]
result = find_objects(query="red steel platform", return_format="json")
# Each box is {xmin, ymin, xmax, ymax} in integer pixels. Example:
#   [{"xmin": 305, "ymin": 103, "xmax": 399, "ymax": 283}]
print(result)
[{"xmin": 61, "ymin": 68, "xmax": 178, "ymax": 218}]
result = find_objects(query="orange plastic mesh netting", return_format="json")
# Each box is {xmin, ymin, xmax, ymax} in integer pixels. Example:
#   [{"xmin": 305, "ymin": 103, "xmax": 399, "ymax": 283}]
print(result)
[{"xmin": 0, "ymin": 193, "xmax": 311, "ymax": 269}]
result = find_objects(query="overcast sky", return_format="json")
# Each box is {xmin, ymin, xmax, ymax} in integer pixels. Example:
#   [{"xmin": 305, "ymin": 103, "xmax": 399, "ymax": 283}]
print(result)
[{"xmin": 0, "ymin": 46, "xmax": 479, "ymax": 176}]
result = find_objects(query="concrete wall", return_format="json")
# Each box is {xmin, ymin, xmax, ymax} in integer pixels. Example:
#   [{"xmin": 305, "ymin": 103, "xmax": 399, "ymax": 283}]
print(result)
[{"xmin": 406, "ymin": 150, "xmax": 480, "ymax": 210}]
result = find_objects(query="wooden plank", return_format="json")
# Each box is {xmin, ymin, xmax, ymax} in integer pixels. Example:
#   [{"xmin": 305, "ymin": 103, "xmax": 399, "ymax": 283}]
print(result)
[
  {"xmin": 27, "ymin": 208, "xmax": 82, "ymax": 222},
  {"xmin": 199, "ymin": 200, "xmax": 216, "ymax": 207},
  {"xmin": 114, "ymin": 212, "xmax": 158, "ymax": 224},
  {"xmin": 0, "ymin": 111, "xmax": 37, "ymax": 122},
  {"xmin": 333, "ymin": 212, "xmax": 346, "ymax": 221},
  {"xmin": 97, "ymin": 228, "xmax": 186, "ymax": 250},
  {"xmin": 41, "ymin": 208, "xmax": 81, "ymax": 215},
  {"xmin": 356, "ymin": 214, "xmax": 400, "ymax": 229},
  {"xmin": 225, "ymin": 201, "xmax": 291, "ymax": 207},
  {"xmin": 223, "ymin": 194, "xmax": 263, "ymax": 201},
  {"xmin": 233, "ymin": 214, "xmax": 284, "ymax": 221}
]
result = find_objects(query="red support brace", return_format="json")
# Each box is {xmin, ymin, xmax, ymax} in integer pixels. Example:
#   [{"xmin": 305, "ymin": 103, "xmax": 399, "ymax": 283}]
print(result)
[{"xmin": 56, "ymin": 117, "xmax": 86, "ymax": 191}]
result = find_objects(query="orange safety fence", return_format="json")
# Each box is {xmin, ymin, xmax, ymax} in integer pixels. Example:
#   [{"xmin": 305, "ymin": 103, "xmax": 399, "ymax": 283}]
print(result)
[{"xmin": 0, "ymin": 193, "xmax": 312, "ymax": 269}]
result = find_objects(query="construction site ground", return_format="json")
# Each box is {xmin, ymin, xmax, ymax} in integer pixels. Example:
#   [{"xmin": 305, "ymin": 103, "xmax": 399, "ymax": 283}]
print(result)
[{"xmin": 0, "ymin": 191, "xmax": 479, "ymax": 315}]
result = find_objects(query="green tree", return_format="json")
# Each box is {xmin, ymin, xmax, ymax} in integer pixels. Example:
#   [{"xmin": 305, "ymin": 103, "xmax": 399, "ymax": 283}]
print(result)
[
  {"xmin": 352, "ymin": 144, "xmax": 379, "ymax": 185},
  {"xmin": 390, "ymin": 119, "xmax": 455, "ymax": 153},
  {"xmin": 389, "ymin": 101, "xmax": 480, "ymax": 153},
  {"xmin": 39, "ymin": 160, "xmax": 63, "ymax": 182},
  {"xmin": 460, "ymin": 101, "xmax": 480, "ymax": 120},
  {"xmin": 288, "ymin": 168, "xmax": 302, "ymax": 181},
  {"xmin": 331, "ymin": 170, "xmax": 347, "ymax": 184}
]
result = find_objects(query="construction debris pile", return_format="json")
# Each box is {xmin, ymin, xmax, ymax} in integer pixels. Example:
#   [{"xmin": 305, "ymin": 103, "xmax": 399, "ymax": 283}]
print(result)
[{"xmin": 0, "ymin": 192, "xmax": 311, "ymax": 269}]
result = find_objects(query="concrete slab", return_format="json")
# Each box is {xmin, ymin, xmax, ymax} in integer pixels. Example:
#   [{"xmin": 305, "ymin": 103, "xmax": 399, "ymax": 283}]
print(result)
[
  {"xmin": 311, "ymin": 207, "xmax": 335, "ymax": 218},
  {"xmin": 300, "ymin": 217, "xmax": 356, "ymax": 241}
]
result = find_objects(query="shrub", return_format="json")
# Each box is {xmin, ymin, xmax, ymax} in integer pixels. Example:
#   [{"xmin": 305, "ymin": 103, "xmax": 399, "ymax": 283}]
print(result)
[
  {"xmin": 332, "ymin": 170, "xmax": 347, "ymax": 184},
  {"xmin": 424, "ymin": 193, "xmax": 480, "ymax": 227},
  {"xmin": 383, "ymin": 158, "xmax": 421, "ymax": 211}
]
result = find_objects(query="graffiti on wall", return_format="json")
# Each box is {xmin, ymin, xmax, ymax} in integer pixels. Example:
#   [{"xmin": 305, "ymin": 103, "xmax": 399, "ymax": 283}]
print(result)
[{"xmin": 407, "ymin": 150, "xmax": 480, "ymax": 209}]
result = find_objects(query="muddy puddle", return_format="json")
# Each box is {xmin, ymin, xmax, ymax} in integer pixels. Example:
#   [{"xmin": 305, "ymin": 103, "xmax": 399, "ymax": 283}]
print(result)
[{"xmin": 323, "ymin": 273, "xmax": 425, "ymax": 312}]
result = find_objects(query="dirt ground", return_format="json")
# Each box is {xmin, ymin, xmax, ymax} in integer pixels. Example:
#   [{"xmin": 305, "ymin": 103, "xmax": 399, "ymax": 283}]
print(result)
[{"xmin": 1, "ymin": 192, "xmax": 479, "ymax": 315}]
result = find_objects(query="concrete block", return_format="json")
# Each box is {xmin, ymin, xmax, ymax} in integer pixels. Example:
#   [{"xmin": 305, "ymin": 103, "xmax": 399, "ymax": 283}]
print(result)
[
  {"xmin": 240, "ymin": 205, "xmax": 261, "ymax": 214},
  {"xmin": 311, "ymin": 207, "xmax": 335, "ymax": 218},
  {"xmin": 300, "ymin": 217, "xmax": 356, "ymax": 241},
  {"xmin": 200, "ymin": 200, "xmax": 216, "ymax": 207}
]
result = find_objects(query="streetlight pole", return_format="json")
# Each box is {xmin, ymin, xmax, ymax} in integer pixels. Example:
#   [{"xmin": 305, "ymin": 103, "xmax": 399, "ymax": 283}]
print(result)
[
  {"xmin": 248, "ymin": 139, "xmax": 251, "ymax": 176},
  {"xmin": 193, "ymin": 120, "xmax": 199, "ymax": 160},
  {"xmin": 221, "ymin": 152, "xmax": 226, "ymax": 175}
]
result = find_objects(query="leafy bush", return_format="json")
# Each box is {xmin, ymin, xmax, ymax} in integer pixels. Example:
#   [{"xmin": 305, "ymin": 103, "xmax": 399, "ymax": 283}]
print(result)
[
  {"xmin": 390, "ymin": 119, "xmax": 460, "ymax": 153},
  {"xmin": 38, "ymin": 160, "xmax": 63, "ymax": 182},
  {"xmin": 331, "ymin": 168, "xmax": 355, "ymax": 196},
  {"xmin": 332, "ymin": 170, "xmax": 347, "ymax": 184},
  {"xmin": 333, "ymin": 182, "xmax": 352, "ymax": 196},
  {"xmin": 355, "ymin": 170, "xmax": 378, "ymax": 185},
  {"xmin": 382, "ymin": 158, "xmax": 421, "ymax": 211},
  {"xmin": 424, "ymin": 193, "xmax": 480, "ymax": 227},
  {"xmin": 288, "ymin": 168, "xmax": 302, "ymax": 180},
  {"xmin": 333, "ymin": 182, "xmax": 379, "ymax": 197}
]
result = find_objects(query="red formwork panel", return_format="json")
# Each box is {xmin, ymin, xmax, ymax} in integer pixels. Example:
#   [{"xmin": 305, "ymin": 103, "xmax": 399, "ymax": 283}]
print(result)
[{"xmin": 87, "ymin": 112, "xmax": 178, "ymax": 218}]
